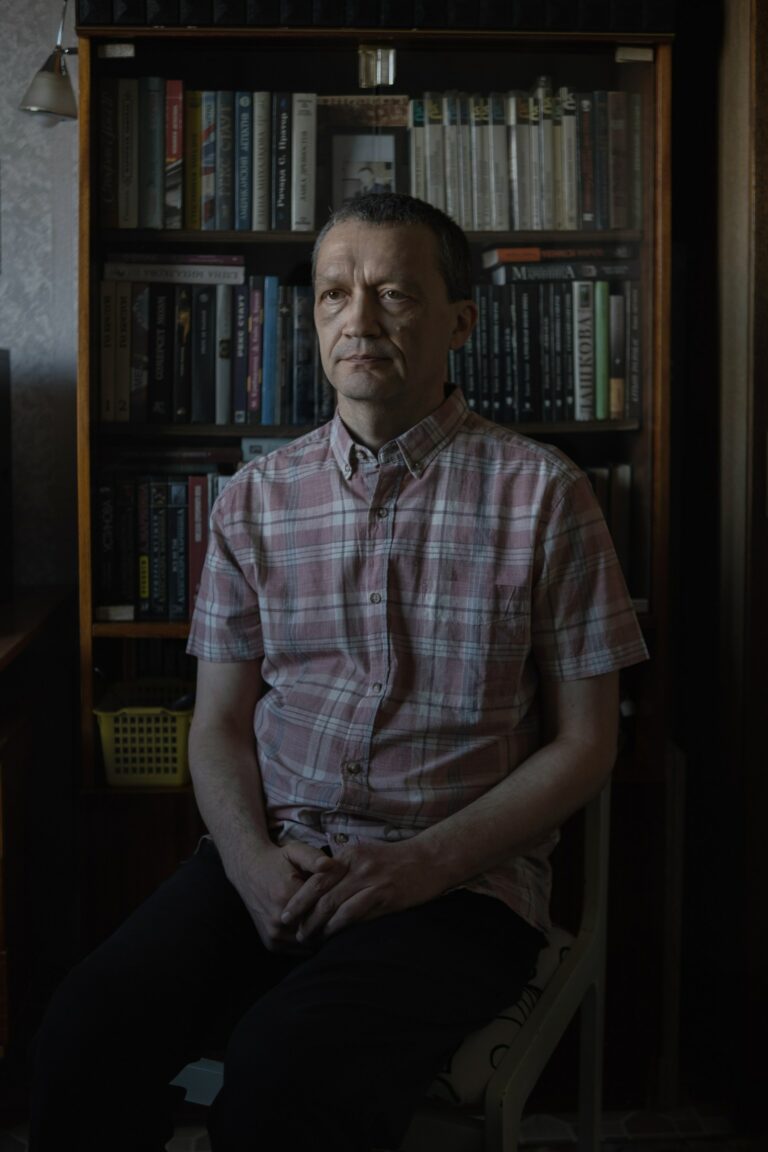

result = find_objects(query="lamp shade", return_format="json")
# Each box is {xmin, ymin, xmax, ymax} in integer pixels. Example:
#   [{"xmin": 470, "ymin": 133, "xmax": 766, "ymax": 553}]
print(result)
[{"xmin": 20, "ymin": 47, "xmax": 77, "ymax": 120}]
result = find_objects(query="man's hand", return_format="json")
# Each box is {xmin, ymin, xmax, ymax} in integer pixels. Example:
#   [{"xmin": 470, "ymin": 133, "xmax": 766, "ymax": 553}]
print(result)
[
  {"xmin": 231, "ymin": 841, "xmax": 347, "ymax": 954},
  {"xmin": 279, "ymin": 839, "xmax": 443, "ymax": 943}
]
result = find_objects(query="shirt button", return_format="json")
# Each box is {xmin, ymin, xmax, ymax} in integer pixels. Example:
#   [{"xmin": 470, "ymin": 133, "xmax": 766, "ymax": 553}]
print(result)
[
  {"xmin": 371, "ymin": 682, "xmax": 383, "ymax": 694},
  {"xmin": 333, "ymin": 833, "xmax": 349, "ymax": 845},
  {"xmin": 346, "ymin": 761, "xmax": 362, "ymax": 776},
  {"xmin": 369, "ymin": 592, "xmax": 382, "ymax": 604},
  {"xmin": 376, "ymin": 507, "xmax": 389, "ymax": 519}
]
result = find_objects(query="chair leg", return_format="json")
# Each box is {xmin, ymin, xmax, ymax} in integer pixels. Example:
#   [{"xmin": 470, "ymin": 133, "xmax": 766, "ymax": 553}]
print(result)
[{"xmin": 577, "ymin": 981, "xmax": 604, "ymax": 1152}]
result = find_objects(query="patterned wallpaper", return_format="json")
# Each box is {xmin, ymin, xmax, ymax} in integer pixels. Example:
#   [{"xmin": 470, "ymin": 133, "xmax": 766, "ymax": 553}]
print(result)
[{"xmin": 0, "ymin": 0, "xmax": 79, "ymax": 587}]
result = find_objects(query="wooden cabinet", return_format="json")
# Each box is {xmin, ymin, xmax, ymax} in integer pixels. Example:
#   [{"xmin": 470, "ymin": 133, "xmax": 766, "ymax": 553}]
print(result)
[{"xmin": 74, "ymin": 15, "xmax": 672, "ymax": 1107}]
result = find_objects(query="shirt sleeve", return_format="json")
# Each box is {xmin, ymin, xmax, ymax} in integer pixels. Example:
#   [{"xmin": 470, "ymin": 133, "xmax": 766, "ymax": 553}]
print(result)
[
  {"xmin": 531, "ymin": 470, "xmax": 648, "ymax": 680},
  {"xmin": 186, "ymin": 481, "xmax": 264, "ymax": 663}
]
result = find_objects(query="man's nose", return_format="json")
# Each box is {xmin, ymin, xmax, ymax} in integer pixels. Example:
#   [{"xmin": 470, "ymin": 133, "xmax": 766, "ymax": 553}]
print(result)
[{"xmin": 342, "ymin": 289, "xmax": 382, "ymax": 336}]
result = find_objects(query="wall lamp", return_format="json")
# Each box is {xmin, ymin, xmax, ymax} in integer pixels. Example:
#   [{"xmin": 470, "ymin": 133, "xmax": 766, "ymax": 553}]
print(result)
[{"xmin": 20, "ymin": 0, "xmax": 78, "ymax": 122}]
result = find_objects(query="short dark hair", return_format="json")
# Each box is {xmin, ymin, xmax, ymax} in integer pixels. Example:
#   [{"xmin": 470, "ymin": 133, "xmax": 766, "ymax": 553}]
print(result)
[{"xmin": 312, "ymin": 192, "xmax": 473, "ymax": 302}]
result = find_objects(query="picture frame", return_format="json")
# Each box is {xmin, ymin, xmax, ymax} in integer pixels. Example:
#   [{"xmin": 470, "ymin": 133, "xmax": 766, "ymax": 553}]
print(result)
[{"xmin": 330, "ymin": 132, "xmax": 398, "ymax": 209}]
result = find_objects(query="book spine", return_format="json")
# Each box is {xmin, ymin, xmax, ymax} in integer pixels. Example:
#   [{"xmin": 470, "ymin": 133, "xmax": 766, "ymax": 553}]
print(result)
[
  {"xmin": 457, "ymin": 93, "xmax": 473, "ymax": 230},
  {"xmin": 276, "ymin": 285, "xmax": 292, "ymax": 424},
  {"xmin": 93, "ymin": 479, "xmax": 116, "ymax": 613},
  {"xmin": 527, "ymin": 95, "xmax": 542, "ymax": 230},
  {"xmin": 261, "ymin": 274, "xmax": 280, "ymax": 424},
  {"xmin": 552, "ymin": 90, "xmax": 564, "ymax": 231},
  {"xmin": 609, "ymin": 287, "xmax": 626, "ymax": 419},
  {"xmin": 147, "ymin": 0, "xmax": 181, "ymax": 22},
  {"xmin": 187, "ymin": 474, "xmax": 209, "ymax": 617},
  {"xmin": 505, "ymin": 93, "xmax": 520, "ymax": 232},
  {"xmin": 469, "ymin": 93, "xmax": 491, "ymax": 230},
  {"xmin": 139, "ymin": 76, "xmax": 165, "ymax": 229},
  {"xmin": 592, "ymin": 90, "xmax": 609, "ymax": 230},
  {"xmin": 114, "ymin": 0, "xmax": 146, "ymax": 25},
  {"xmin": 577, "ymin": 92, "xmax": 595, "ymax": 228},
  {"xmin": 291, "ymin": 284, "xmax": 316, "ymax": 425},
  {"xmin": 491, "ymin": 258, "xmax": 641, "ymax": 284},
  {"xmin": 117, "ymin": 78, "xmax": 139, "ymax": 228},
  {"xmin": 594, "ymin": 279, "xmax": 609, "ymax": 418},
  {"xmin": 114, "ymin": 280, "xmax": 132, "ymax": 422},
  {"xmin": 607, "ymin": 89, "xmax": 628, "ymax": 229},
  {"xmin": 562, "ymin": 281, "xmax": 575, "ymax": 419},
  {"xmin": 164, "ymin": 79, "xmax": 184, "ymax": 229},
  {"xmin": 129, "ymin": 282, "xmax": 150, "ymax": 422},
  {"xmin": 184, "ymin": 90, "xmax": 202, "ymax": 229},
  {"xmin": 251, "ymin": 91, "xmax": 271, "ymax": 230},
  {"xmin": 234, "ymin": 91, "xmax": 253, "ymax": 231},
  {"xmin": 442, "ymin": 92, "xmax": 460, "ymax": 224},
  {"xmin": 551, "ymin": 281, "xmax": 565, "ymax": 420},
  {"xmin": 100, "ymin": 281, "xmax": 116, "ymax": 422},
  {"xmin": 232, "ymin": 281, "xmax": 250, "ymax": 423},
  {"xmin": 191, "ymin": 285, "xmax": 216, "ymax": 423},
  {"xmin": 533, "ymin": 76, "xmax": 554, "ymax": 230},
  {"xmin": 474, "ymin": 285, "xmax": 490, "ymax": 418},
  {"xmin": 173, "ymin": 284, "xmax": 193, "ymax": 422},
  {"xmin": 103, "ymin": 261, "xmax": 246, "ymax": 285},
  {"xmin": 489, "ymin": 285, "xmax": 503, "ymax": 423},
  {"xmin": 488, "ymin": 92, "xmax": 510, "ymax": 230},
  {"xmin": 213, "ymin": 0, "xmax": 247, "ymax": 21},
  {"xmin": 423, "ymin": 91, "xmax": 445, "ymax": 212},
  {"xmin": 291, "ymin": 92, "xmax": 317, "ymax": 231},
  {"xmin": 271, "ymin": 92, "xmax": 291, "ymax": 230},
  {"xmin": 558, "ymin": 86, "xmax": 579, "ymax": 230},
  {"xmin": 247, "ymin": 274, "xmax": 264, "ymax": 420},
  {"xmin": 215, "ymin": 283, "xmax": 233, "ymax": 424},
  {"xmin": 626, "ymin": 277, "xmax": 641, "ymax": 420},
  {"xmin": 501, "ymin": 282, "xmax": 519, "ymax": 422},
  {"xmin": 149, "ymin": 477, "xmax": 169, "ymax": 619},
  {"xmin": 214, "ymin": 89, "xmax": 235, "ymax": 230},
  {"xmin": 538, "ymin": 282, "xmax": 553, "ymax": 421},
  {"xmin": 114, "ymin": 474, "xmax": 137, "ymax": 612},
  {"xmin": 179, "ymin": 0, "xmax": 213, "ymax": 18},
  {"xmin": 99, "ymin": 77, "xmax": 119, "ymax": 228},
  {"xmin": 572, "ymin": 280, "xmax": 595, "ymax": 420},
  {"xmin": 518, "ymin": 282, "xmax": 541, "ymax": 421},
  {"xmin": 513, "ymin": 94, "xmax": 533, "ymax": 231},
  {"xmin": 408, "ymin": 98, "xmax": 426, "ymax": 200},
  {"xmin": 167, "ymin": 478, "xmax": 189, "ymax": 621},
  {"xmin": 148, "ymin": 283, "xmax": 173, "ymax": 422},
  {"xmin": 136, "ymin": 476, "xmax": 152, "ymax": 618},
  {"xmin": 629, "ymin": 91, "xmax": 643, "ymax": 230},
  {"xmin": 200, "ymin": 90, "xmax": 217, "ymax": 230}
]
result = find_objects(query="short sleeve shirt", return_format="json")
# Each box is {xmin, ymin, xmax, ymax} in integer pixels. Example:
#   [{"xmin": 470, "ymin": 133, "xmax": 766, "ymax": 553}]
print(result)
[{"xmin": 188, "ymin": 388, "xmax": 648, "ymax": 933}]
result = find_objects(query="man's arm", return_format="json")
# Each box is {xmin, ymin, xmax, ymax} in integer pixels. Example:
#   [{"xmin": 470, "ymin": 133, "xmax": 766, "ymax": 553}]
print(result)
[
  {"xmin": 280, "ymin": 670, "xmax": 619, "ymax": 942},
  {"xmin": 188, "ymin": 658, "xmax": 344, "ymax": 952}
]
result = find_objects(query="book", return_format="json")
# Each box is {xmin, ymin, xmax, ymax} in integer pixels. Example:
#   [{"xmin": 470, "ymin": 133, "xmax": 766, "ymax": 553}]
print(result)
[
  {"xmin": 629, "ymin": 91, "xmax": 643, "ymax": 230},
  {"xmin": 129, "ymin": 282, "xmax": 150, "ymax": 422},
  {"xmin": 147, "ymin": 0, "xmax": 181, "ymax": 22},
  {"xmin": 607, "ymin": 89, "xmax": 628, "ymax": 229},
  {"xmin": 200, "ymin": 90, "xmax": 217, "ymax": 230},
  {"xmin": 234, "ymin": 91, "xmax": 253, "ymax": 231},
  {"xmin": 276, "ymin": 285, "xmax": 293, "ymax": 424},
  {"xmin": 117, "ymin": 78, "xmax": 139, "ymax": 228},
  {"xmin": 312, "ymin": 1, "xmax": 346, "ymax": 24},
  {"xmin": 99, "ymin": 77, "xmax": 119, "ymax": 228},
  {"xmin": 609, "ymin": 288, "xmax": 626, "ymax": 419},
  {"xmin": 231, "ymin": 282, "xmax": 250, "ymax": 423},
  {"xmin": 184, "ymin": 90, "xmax": 203, "ymax": 229},
  {"xmin": 577, "ymin": 92, "xmax": 596, "ymax": 228},
  {"xmin": 291, "ymin": 92, "xmax": 317, "ymax": 231},
  {"xmin": 291, "ymin": 285, "xmax": 316, "ymax": 425},
  {"xmin": 509, "ymin": 92, "xmax": 533, "ymax": 231},
  {"xmin": 594, "ymin": 279, "xmax": 609, "ymax": 419},
  {"xmin": 215, "ymin": 283, "xmax": 233, "ymax": 424},
  {"xmin": 172, "ymin": 284, "xmax": 193, "ymax": 422},
  {"xmin": 191, "ymin": 286, "xmax": 216, "ymax": 422},
  {"xmin": 148, "ymin": 477, "xmax": 169, "ymax": 618},
  {"xmin": 271, "ymin": 92, "xmax": 291, "ymax": 229},
  {"xmin": 251, "ymin": 91, "xmax": 271, "ymax": 230},
  {"xmin": 148, "ymin": 283, "xmax": 174, "ymax": 421},
  {"xmin": 532, "ymin": 76, "xmax": 555, "ymax": 231},
  {"xmin": 557, "ymin": 86, "xmax": 578, "ymax": 230},
  {"xmin": 167, "ymin": 478, "xmax": 189, "ymax": 620},
  {"xmin": 139, "ymin": 76, "xmax": 165, "ymax": 229},
  {"xmin": 136, "ymin": 476, "xmax": 152, "ymax": 618},
  {"xmin": 423, "ymin": 91, "xmax": 445, "ymax": 212},
  {"xmin": 114, "ymin": 280, "xmax": 132, "ymax": 421},
  {"xmin": 517, "ymin": 282, "xmax": 541, "ymax": 421},
  {"xmin": 164, "ymin": 79, "xmax": 184, "ymax": 228},
  {"xmin": 260, "ymin": 274, "xmax": 280, "ymax": 424},
  {"xmin": 592, "ymin": 90, "xmax": 609, "ymax": 230},
  {"xmin": 501, "ymin": 282, "xmax": 519, "ymax": 422},
  {"xmin": 246, "ymin": 0, "xmax": 280, "ymax": 19},
  {"xmin": 527, "ymin": 94, "xmax": 542, "ymax": 230},
  {"xmin": 187, "ymin": 475, "xmax": 209, "ymax": 616},
  {"xmin": 247, "ymin": 274, "xmax": 264, "ymax": 420},
  {"xmin": 180, "ymin": 0, "xmax": 214, "ymax": 18},
  {"xmin": 457, "ymin": 93, "xmax": 473, "ymax": 231},
  {"xmin": 625, "ymin": 277, "xmax": 642, "ymax": 420},
  {"xmin": 561, "ymin": 279, "xmax": 575, "ymax": 419},
  {"xmin": 213, "ymin": 0, "xmax": 247, "ymax": 21},
  {"xmin": 214, "ymin": 89, "xmax": 235, "ymax": 230},
  {"xmin": 489, "ymin": 258, "xmax": 640, "ymax": 284},
  {"xmin": 78, "ymin": 0, "xmax": 115, "ymax": 22},
  {"xmin": 488, "ymin": 92, "xmax": 510, "ymax": 230},
  {"xmin": 469, "ymin": 93, "xmax": 491, "ymax": 229},
  {"xmin": 408, "ymin": 98, "xmax": 426, "ymax": 200},
  {"xmin": 99, "ymin": 281, "xmax": 116, "ymax": 422},
  {"xmin": 442, "ymin": 92, "xmax": 460, "ymax": 223},
  {"xmin": 103, "ymin": 258, "xmax": 246, "ymax": 284},
  {"xmin": 114, "ymin": 0, "xmax": 146, "ymax": 22},
  {"xmin": 482, "ymin": 242, "xmax": 637, "ymax": 269},
  {"xmin": 572, "ymin": 280, "xmax": 595, "ymax": 420}
]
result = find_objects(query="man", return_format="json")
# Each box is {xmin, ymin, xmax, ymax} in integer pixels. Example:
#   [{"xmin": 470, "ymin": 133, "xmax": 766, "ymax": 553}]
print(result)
[{"xmin": 30, "ymin": 193, "xmax": 646, "ymax": 1152}]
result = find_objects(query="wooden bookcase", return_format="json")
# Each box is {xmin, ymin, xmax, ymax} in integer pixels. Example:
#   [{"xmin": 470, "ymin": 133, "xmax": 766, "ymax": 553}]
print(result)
[{"xmin": 74, "ymin": 19, "xmax": 672, "ymax": 1105}]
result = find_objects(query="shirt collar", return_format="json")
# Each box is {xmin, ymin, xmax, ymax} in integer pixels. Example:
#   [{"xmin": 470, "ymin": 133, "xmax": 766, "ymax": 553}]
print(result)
[{"xmin": 330, "ymin": 387, "xmax": 469, "ymax": 480}]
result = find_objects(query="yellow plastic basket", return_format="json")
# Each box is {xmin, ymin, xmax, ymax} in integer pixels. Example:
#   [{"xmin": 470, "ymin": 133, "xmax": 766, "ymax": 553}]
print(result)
[{"xmin": 94, "ymin": 680, "xmax": 194, "ymax": 788}]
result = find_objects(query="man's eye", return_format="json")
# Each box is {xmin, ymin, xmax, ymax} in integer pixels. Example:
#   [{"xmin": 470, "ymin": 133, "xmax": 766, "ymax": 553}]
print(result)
[
  {"xmin": 382, "ymin": 289, "xmax": 406, "ymax": 301},
  {"xmin": 321, "ymin": 289, "xmax": 344, "ymax": 302}
]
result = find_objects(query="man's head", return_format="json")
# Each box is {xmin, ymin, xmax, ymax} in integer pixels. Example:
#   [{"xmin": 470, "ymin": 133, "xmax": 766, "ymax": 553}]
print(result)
[
  {"xmin": 312, "ymin": 193, "xmax": 476, "ymax": 445},
  {"xmin": 312, "ymin": 191, "xmax": 473, "ymax": 303}
]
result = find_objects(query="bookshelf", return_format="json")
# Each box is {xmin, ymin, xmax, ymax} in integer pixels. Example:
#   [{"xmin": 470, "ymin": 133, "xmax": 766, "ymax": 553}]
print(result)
[{"xmin": 75, "ymin": 17, "xmax": 672, "ymax": 1102}]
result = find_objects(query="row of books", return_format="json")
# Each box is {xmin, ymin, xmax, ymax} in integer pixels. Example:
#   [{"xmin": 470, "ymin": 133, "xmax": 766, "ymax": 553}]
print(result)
[
  {"xmin": 100, "ymin": 81, "xmax": 318, "ymax": 232},
  {"xmin": 93, "ymin": 437, "xmax": 293, "ymax": 621},
  {"xmin": 78, "ymin": 1, "xmax": 677, "ymax": 32},
  {"xmin": 451, "ymin": 271, "xmax": 641, "ymax": 424},
  {"xmin": 100, "ymin": 76, "xmax": 641, "ymax": 235},
  {"xmin": 100, "ymin": 255, "xmax": 333, "ymax": 427},
  {"xmin": 584, "ymin": 461, "xmax": 633, "ymax": 585},
  {"xmin": 410, "ymin": 82, "xmax": 642, "ymax": 233}
]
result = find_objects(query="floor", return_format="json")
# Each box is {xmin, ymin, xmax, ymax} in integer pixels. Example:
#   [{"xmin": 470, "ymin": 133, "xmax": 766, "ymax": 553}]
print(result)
[{"xmin": 0, "ymin": 1108, "xmax": 764, "ymax": 1151}]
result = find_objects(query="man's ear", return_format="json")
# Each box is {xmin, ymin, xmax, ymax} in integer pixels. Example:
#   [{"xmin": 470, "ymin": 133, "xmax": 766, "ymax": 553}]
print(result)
[{"xmin": 449, "ymin": 299, "xmax": 478, "ymax": 350}]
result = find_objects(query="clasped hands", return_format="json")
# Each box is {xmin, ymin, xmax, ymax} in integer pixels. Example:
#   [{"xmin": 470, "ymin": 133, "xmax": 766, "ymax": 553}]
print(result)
[{"xmin": 242, "ymin": 836, "xmax": 440, "ymax": 954}]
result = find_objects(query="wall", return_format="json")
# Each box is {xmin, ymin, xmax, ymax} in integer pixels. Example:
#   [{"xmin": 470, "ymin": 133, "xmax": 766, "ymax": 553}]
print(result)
[{"xmin": 0, "ymin": 0, "xmax": 79, "ymax": 586}]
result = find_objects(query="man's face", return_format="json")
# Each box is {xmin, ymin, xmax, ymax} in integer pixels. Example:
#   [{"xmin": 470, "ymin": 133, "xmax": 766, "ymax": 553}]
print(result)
[{"xmin": 313, "ymin": 221, "xmax": 475, "ymax": 433}]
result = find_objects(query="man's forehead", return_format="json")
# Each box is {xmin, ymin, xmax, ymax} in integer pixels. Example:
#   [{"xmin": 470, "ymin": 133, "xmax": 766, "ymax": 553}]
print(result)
[{"xmin": 314, "ymin": 220, "xmax": 440, "ymax": 275}]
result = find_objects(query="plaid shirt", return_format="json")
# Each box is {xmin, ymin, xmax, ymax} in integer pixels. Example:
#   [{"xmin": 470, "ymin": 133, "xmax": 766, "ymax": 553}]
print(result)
[{"xmin": 188, "ymin": 388, "xmax": 647, "ymax": 932}]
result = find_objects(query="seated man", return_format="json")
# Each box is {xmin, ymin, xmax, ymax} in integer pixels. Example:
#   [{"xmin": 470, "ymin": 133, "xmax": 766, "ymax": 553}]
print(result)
[{"xmin": 29, "ymin": 192, "xmax": 647, "ymax": 1152}]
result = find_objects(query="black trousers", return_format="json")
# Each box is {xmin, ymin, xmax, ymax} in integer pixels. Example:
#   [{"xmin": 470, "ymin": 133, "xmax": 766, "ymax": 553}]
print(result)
[{"xmin": 29, "ymin": 839, "xmax": 544, "ymax": 1152}]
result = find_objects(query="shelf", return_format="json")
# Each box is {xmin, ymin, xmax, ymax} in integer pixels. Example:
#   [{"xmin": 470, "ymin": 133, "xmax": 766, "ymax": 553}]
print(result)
[
  {"xmin": 92, "ymin": 419, "xmax": 641, "ymax": 440},
  {"xmin": 100, "ymin": 228, "xmax": 645, "ymax": 247},
  {"xmin": 93, "ymin": 621, "xmax": 190, "ymax": 639}
]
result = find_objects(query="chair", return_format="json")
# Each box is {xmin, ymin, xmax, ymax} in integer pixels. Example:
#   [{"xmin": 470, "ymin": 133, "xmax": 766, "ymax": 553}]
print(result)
[{"xmin": 173, "ymin": 786, "xmax": 611, "ymax": 1152}]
